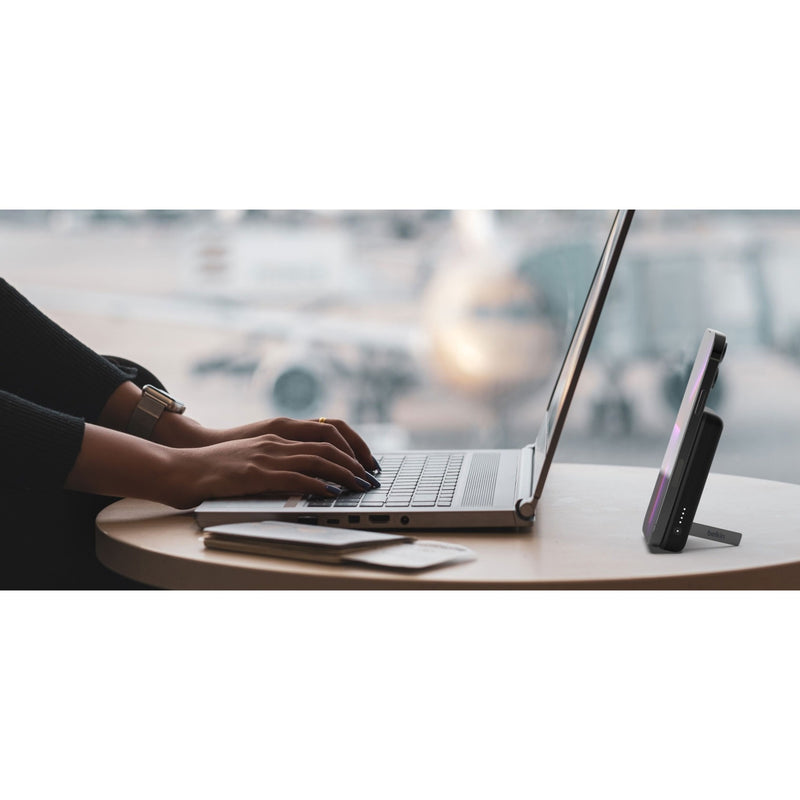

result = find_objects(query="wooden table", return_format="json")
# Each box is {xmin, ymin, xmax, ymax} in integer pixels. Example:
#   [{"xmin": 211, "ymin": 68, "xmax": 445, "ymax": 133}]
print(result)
[{"xmin": 95, "ymin": 463, "xmax": 800, "ymax": 589}]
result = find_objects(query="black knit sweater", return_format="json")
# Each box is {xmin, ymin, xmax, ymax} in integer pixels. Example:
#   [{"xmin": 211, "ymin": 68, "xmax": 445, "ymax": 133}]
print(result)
[{"xmin": 0, "ymin": 278, "xmax": 131, "ymax": 491}]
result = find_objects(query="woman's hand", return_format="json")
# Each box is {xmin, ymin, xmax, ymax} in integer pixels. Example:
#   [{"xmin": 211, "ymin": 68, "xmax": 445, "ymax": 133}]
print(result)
[
  {"xmin": 196, "ymin": 417, "xmax": 380, "ymax": 473},
  {"xmin": 172, "ymin": 431, "xmax": 380, "ymax": 508},
  {"xmin": 66, "ymin": 425, "xmax": 381, "ymax": 510}
]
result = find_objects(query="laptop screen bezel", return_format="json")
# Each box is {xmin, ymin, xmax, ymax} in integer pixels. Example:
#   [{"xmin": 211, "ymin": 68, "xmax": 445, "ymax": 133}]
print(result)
[{"xmin": 527, "ymin": 209, "xmax": 635, "ymax": 505}]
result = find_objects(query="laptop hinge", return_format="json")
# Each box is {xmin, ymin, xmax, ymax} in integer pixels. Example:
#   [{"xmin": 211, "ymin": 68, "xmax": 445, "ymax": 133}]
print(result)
[{"xmin": 515, "ymin": 444, "xmax": 536, "ymax": 520}]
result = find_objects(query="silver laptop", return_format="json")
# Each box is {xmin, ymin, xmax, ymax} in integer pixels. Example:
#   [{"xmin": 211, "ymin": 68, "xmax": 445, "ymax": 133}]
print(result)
[{"xmin": 195, "ymin": 210, "xmax": 635, "ymax": 531}]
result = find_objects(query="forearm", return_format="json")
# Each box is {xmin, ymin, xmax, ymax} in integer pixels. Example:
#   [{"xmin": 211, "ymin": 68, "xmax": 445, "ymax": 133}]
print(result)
[
  {"xmin": 65, "ymin": 421, "xmax": 379, "ymax": 510},
  {"xmin": 97, "ymin": 380, "xmax": 214, "ymax": 448},
  {"xmin": 64, "ymin": 422, "xmax": 198, "ymax": 507},
  {"xmin": 97, "ymin": 382, "xmax": 318, "ymax": 451}
]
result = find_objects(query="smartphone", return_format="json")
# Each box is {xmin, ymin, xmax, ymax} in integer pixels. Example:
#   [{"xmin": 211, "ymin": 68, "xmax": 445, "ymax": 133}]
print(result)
[{"xmin": 643, "ymin": 329, "xmax": 727, "ymax": 552}]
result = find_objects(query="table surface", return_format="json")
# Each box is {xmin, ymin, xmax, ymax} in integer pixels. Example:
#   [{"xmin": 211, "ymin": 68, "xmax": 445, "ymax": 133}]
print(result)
[{"xmin": 95, "ymin": 463, "xmax": 800, "ymax": 589}]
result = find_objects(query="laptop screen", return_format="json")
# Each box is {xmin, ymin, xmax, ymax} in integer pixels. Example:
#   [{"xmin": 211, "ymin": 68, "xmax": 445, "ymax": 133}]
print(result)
[{"xmin": 528, "ymin": 210, "xmax": 635, "ymax": 504}]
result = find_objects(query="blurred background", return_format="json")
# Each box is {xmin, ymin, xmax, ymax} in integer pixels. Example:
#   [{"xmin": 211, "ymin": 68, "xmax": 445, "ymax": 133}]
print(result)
[{"xmin": 2, "ymin": 209, "xmax": 799, "ymax": 484}]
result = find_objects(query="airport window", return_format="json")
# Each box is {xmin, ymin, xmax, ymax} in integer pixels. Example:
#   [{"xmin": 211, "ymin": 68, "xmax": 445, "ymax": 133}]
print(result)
[{"xmin": 2, "ymin": 209, "xmax": 798, "ymax": 484}]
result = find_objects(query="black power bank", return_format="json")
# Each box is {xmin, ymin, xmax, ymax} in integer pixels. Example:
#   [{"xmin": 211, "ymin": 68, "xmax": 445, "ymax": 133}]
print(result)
[{"xmin": 654, "ymin": 410, "xmax": 722, "ymax": 552}]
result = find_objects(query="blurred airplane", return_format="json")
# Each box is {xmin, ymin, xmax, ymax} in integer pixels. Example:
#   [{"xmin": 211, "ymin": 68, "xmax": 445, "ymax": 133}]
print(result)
[{"xmin": 183, "ymin": 209, "xmax": 575, "ymax": 432}]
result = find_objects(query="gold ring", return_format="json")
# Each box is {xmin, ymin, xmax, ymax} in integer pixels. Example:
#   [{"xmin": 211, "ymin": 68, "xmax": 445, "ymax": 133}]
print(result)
[{"xmin": 318, "ymin": 417, "xmax": 326, "ymax": 424}]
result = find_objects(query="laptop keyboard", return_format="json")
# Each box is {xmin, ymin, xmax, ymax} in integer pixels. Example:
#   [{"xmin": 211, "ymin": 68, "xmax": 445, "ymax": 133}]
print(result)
[{"xmin": 307, "ymin": 453, "xmax": 464, "ymax": 508}]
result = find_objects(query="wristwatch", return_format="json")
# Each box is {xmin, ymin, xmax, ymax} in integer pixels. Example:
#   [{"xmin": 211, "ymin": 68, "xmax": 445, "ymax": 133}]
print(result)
[{"xmin": 127, "ymin": 384, "xmax": 186, "ymax": 440}]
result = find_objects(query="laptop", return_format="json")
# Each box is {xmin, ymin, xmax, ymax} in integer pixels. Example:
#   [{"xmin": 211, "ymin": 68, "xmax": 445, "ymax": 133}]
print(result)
[{"xmin": 195, "ymin": 210, "xmax": 635, "ymax": 531}]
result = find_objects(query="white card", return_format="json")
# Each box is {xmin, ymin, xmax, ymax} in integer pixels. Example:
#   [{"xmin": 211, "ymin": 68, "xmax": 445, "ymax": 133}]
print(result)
[{"xmin": 344, "ymin": 540, "xmax": 475, "ymax": 571}]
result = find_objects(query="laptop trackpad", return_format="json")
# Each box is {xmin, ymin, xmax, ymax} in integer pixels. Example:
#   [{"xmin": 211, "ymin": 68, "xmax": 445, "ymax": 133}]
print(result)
[
  {"xmin": 461, "ymin": 452, "xmax": 500, "ymax": 507},
  {"xmin": 460, "ymin": 451, "xmax": 517, "ymax": 508}
]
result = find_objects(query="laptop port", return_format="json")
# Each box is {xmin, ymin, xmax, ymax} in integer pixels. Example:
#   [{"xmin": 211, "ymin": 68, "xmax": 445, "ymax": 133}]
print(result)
[
  {"xmin": 348, "ymin": 515, "xmax": 361, "ymax": 524},
  {"xmin": 296, "ymin": 516, "xmax": 318, "ymax": 525},
  {"xmin": 326, "ymin": 519, "xmax": 340, "ymax": 525},
  {"xmin": 368, "ymin": 515, "xmax": 390, "ymax": 523}
]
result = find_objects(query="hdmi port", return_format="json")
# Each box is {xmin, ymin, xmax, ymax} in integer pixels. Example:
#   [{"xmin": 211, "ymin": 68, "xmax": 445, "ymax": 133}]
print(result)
[{"xmin": 368, "ymin": 514, "xmax": 390, "ymax": 523}]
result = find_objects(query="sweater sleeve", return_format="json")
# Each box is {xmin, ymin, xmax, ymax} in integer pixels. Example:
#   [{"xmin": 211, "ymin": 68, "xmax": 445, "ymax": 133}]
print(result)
[
  {"xmin": 0, "ymin": 390, "xmax": 85, "ymax": 490},
  {"xmin": 0, "ymin": 278, "xmax": 131, "ymax": 422}
]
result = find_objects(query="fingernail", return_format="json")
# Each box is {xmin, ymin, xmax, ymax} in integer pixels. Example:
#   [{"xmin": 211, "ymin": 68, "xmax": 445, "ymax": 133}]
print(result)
[
  {"xmin": 372, "ymin": 458, "xmax": 382, "ymax": 473},
  {"xmin": 364, "ymin": 473, "xmax": 382, "ymax": 488},
  {"xmin": 354, "ymin": 477, "xmax": 373, "ymax": 491},
  {"xmin": 325, "ymin": 485, "xmax": 344, "ymax": 496}
]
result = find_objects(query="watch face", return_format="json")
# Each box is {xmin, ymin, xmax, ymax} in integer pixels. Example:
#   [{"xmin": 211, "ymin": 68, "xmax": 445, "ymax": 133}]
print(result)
[{"xmin": 143, "ymin": 384, "xmax": 185, "ymax": 413}]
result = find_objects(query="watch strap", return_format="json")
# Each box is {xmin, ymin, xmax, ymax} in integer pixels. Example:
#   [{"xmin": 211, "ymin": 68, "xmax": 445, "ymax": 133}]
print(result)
[{"xmin": 127, "ymin": 385, "xmax": 184, "ymax": 440}]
